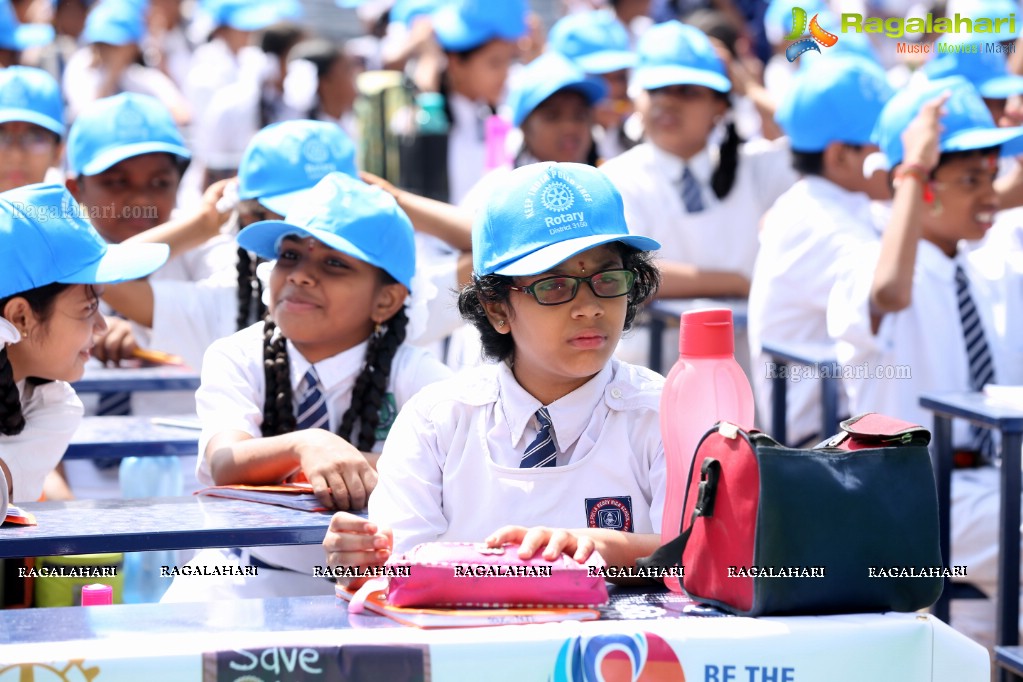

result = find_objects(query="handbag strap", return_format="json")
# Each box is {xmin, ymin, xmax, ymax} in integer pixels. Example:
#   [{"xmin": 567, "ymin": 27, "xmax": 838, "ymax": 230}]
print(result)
[{"xmin": 637, "ymin": 458, "xmax": 721, "ymax": 571}]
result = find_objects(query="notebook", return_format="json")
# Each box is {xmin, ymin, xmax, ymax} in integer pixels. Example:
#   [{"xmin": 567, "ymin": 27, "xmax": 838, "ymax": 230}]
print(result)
[{"xmin": 196, "ymin": 483, "xmax": 327, "ymax": 512}]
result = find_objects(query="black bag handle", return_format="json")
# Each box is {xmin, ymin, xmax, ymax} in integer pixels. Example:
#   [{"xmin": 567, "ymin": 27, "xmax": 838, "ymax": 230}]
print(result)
[{"xmin": 637, "ymin": 458, "xmax": 721, "ymax": 572}]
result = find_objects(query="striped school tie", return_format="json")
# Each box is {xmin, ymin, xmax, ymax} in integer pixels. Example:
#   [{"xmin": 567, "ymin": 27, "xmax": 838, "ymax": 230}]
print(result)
[
  {"xmin": 679, "ymin": 165, "xmax": 705, "ymax": 214},
  {"xmin": 955, "ymin": 264, "xmax": 996, "ymax": 458},
  {"xmin": 295, "ymin": 368, "xmax": 329, "ymax": 431},
  {"xmin": 520, "ymin": 407, "xmax": 557, "ymax": 468}
]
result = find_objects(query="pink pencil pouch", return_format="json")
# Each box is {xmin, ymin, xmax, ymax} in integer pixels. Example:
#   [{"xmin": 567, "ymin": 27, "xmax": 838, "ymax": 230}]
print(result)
[{"xmin": 348, "ymin": 542, "xmax": 609, "ymax": 611}]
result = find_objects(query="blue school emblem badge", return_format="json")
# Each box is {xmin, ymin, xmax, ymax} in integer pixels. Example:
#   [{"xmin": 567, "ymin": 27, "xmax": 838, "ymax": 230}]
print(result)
[{"xmin": 585, "ymin": 496, "xmax": 634, "ymax": 532}]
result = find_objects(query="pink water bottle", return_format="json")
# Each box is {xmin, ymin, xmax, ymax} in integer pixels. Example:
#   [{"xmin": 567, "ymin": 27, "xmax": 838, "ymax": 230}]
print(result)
[
  {"xmin": 81, "ymin": 584, "xmax": 113, "ymax": 606},
  {"xmin": 660, "ymin": 309, "xmax": 754, "ymax": 592},
  {"xmin": 484, "ymin": 115, "xmax": 512, "ymax": 170}
]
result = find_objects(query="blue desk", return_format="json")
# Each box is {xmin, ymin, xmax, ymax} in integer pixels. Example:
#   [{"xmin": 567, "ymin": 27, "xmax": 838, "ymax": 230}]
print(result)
[
  {"xmin": 645, "ymin": 298, "xmax": 748, "ymax": 375},
  {"xmin": 0, "ymin": 592, "xmax": 989, "ymax": 680},
  {"xmin": 0, "ymin": 496, "xmax": 342, "ymax": 558},
  {"xmin": 761, "ymin": 341, "xmax": 841, "ymax": 446},
  {"xmin": 72, "ymin": 366, "xmax": 201, "ymax": 394},
  {"xmin": 919, "ymin": 392, "xmax": 1023, "ymax": 658},
  {"xmin": 64, "ymin": 416, "xmax": 200, "ymax": 459}
]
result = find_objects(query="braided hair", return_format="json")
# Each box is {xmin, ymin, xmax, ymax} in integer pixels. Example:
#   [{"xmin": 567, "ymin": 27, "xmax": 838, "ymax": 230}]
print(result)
[
  {"xmin": 259, "ymin": 272, "xmax": 409, "ymax": 451},
  {"xmin": 235, "ymin": 246, "xmax": 267, "ymax": 331},
  {"xmin": 0, "ymin": 282, "xmax": 73, "ymax": 436},
  {"xmin": 710, "ymin": 104, "xmax": 743, "ymax": 200}
]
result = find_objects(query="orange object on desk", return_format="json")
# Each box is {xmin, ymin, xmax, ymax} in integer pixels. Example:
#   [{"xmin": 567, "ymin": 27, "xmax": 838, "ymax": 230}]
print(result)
[{"xmin": 131, "ymin": 348, "xmax": 185, "ymax": 366}]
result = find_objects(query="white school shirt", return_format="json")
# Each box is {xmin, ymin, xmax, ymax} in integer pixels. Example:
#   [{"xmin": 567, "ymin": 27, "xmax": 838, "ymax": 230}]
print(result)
[
  {"xmin": 369, "ymin": 358, "xmax": 667, "ymax": 554},
  {"xmin": 827, "ymin": 239, "xmax": 1023, "ymax": 447},
  {"xmin": 62, "ymin": 49, "xmax": 190, "ymax": 123},
  {"xmin": 600, "ymin": 139, "xmax": 796, "ymax": 278},
  {"xmin": 0, "ymin": 380, "xmax": 83, "ymax": 503},
  {"xmin": 447, "ymin": 92, "xmax": 491, "ymax": 205},
  {"xmin": 747, "ymin": 176, "xmax": 882, "ymax": 442},
  {"xmin": 195, "ymin": 321, "xmax": 452, "ymax": 572}
]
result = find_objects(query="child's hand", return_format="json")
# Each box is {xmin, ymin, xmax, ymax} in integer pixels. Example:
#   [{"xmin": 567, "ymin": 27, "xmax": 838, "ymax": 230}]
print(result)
[
  {"xmin": 199, "ymin": 178, "xmax": 236, "ymax": 238},
  {"xmin": 901, "ymin": 91, "xmax": 947, "ymax": 172},
  {"xmin": 295, "ymin": 430, "xmax": 378, "ymax": 511},
  {"xmin": 322, "ymin": 514, "xmax": 392, "ymax": 587},
  {"xmin": 485, "ymin": 525, "xmax": 596, "ymax": 563},
  {"xmin": 92, "ymin": 317, "xmax": 139, "ymax": 366}
]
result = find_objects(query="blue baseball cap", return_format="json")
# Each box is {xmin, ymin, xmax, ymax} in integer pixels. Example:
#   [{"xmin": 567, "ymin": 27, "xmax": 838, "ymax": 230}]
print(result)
[
  {"xmin": 67, "ymin": 93, "xmax": 191, "ymax": 177},
  {"xmin": 0, "ymin": 0, "xmax": 55, "ymax": 50},
  {"xmin": 873, "ymin": 76, "xmax": 1023, "ymax": 169},
  {"xmin": 923, "ymin": 38, "xmax": 1023, "ymax": 99},
  {"xmin": 431, "ymin": 0, "xmax": 528, "ymax": 52},
  {"xmin": 548, "ymin": 10, "xmax": 636, "ymax": 75},
  {"xmin": 203, "ymin": 0, "xmax": 303, "ymax": 31},
  {"xmin": 82, "ymin": 0, "xmax": 145, "ymax": 46},
  {"xmin": 777, "ymin": 55, "xmax": 892, "ymax": 152},
  {"xmin": 509, "ymin": 52, "xmax": 607, "ymax": 128},
  {"xmin": 238, "ymin": 172, "xmax": 416, "ymax": 288},
  {"xmin": 473, "ymin": 162, "xmax": 660, "ymax": 277},
  {"xmin": 0, "ymin": 67, "xmax": 64, "ymax": 137},
  {"xmin": 238, "ymin": 120, "xmax": 359, "ymax": 216},
  {"xmin": 0, "ymin": 183, "xmax": 169, "ymax": 299},
  {"xmin": 631, "ymin": 21, "xmax": 730, "ymax": 93}
]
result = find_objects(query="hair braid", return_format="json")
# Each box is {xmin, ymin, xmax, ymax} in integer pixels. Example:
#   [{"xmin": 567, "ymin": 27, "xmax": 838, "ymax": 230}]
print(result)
[
  {"xmin": 0, "ymin": 347, "xmax": 25, "ymax": 436},
  {"xmin": 710, "ymin": 119, "xmax": 742, "ymax": 200},
  {"xmin": 338, "ymin": 308, "xmax": 409, "ymax": 451},
  {"xmin": 260, "ymin": 317, "xmax": 296, "ymax": 437},
  {"xmin": 235, "ymin": 247, "xmax": 268, "ymax": 331}
]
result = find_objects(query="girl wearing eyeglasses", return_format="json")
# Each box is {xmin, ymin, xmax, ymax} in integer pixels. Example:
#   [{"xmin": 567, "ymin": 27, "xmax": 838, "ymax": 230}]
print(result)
[
  {"xmin": 0, "ymin": 67, "xmax": 64, "ymax": 193},
  {"xmin": 324, "ymin": 162, "xmax": 667, "ymax": 583}
]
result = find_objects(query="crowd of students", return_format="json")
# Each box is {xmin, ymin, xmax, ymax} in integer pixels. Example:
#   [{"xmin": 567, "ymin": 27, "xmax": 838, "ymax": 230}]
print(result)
[{"xmin": 1, "ymin": 0, "xmax": 1022, "ymax": 652}]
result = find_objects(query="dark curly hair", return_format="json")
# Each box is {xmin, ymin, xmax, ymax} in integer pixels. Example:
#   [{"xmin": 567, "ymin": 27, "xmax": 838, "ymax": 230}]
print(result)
[
  {"xmin": 0, "ymin": 282, "xmax": 73, "ymax": 436},
  {"xmin": 235, "ymin": 246, "xmax": 267, "ymax": 331},
  {"xmin": 259, "ymin": 270, "xmax": 408, "ymax": 452},
  {"xmin": 457, "ymin": 243, "xmax": 660, "ymax": 363}
]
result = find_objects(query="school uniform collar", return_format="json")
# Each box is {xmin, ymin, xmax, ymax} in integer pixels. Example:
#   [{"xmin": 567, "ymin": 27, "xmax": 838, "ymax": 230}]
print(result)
[
  {"xmin": 449, "ymin": 92, "xmax": 491, "ymax": 140},
  {"xmin": 497, "ymin": 361, "xmax": 613, "ymax": 451},
  {"xmin": 286, "ymin": 338, "xmax": 369, "ymax": 392},
  {"xmin": 802, "ymin": 175, "xmax": 877, "ymax": 227},
  {"xmin": 650, "ymin": 144, "xmax": 713, "ymax": 186},
  {"xmin": 916, "ymin": 238, "xmax": 960, "ymax": 282}
]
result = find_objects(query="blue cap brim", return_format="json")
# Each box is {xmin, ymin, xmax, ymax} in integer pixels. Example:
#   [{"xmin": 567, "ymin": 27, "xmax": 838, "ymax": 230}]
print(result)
[
  {"xmin": 432, "ymin": 5, "xmax": 526, "ymax": 51},
  {"xmin": 238, "ymin": 220, "xmax": 385, "ymax": 278},
  {"xmin": 576, "ymin": 51, "xmax": 637, "ymax": 75},
  {"xmin": 79, "ymin": 142, "xmax": 191, "ymax": 176},
  {"xmin": 494, "ymin": 233, "xmax": 661, "ymax": 277},
  {"xmin": 4, "ymin": 24, "xmax": 55, "ymax": 50},
  {"xmin": 0, "ymin": 109, "xmax": 63, "ymax": 136},
  {"xmin": 943, "ymin": 125, "xmax": 1023, "ymax": 157},
  {"xmin": 515, "ymin": 79, "xmax": 608, "ymax": 127},
  {"xmin": 632, "ymin": 65, "xmax": 731, "ymax": 93},
  {"xmin": 978, "ymin": 75, "xmax": 1023, "ymax": 99},
  {"xmin": 59, "ymin": 242, "xmax": 169, "ymax": 286},
  {"xmin": 226, "ymin": 4, "xmax": 287, "ymax": 31}
]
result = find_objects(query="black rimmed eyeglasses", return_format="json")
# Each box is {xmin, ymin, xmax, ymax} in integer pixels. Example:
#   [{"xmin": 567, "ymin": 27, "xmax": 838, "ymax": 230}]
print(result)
[{"xmin": 508, "ymin": 269, "xmax": 636, "ymax": 306}]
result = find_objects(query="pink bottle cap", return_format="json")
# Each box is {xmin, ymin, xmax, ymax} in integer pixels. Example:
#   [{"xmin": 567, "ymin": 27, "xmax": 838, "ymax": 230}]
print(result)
[
  {"xmin": 679, "ymin": 308, "xmax": 734, "ymax": 357},
  {"xmin": 81, "ymin": 583, "xmax": 113, "ymax": 606}
]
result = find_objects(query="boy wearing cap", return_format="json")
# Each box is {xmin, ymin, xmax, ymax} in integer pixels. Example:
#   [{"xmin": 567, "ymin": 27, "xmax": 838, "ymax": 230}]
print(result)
[
  {"xmin": 747, "ymin": 55, "xmax": 893, "ymax": 445},
  {"xmin": 324, "ymin": 162, "xmax": 666, "ymax": 580},
  {"xmin": 0, "ymin": 66, "xmax": 65, "ymax": 192},
  {"xmin": 828, "ymin": 77, "xmax": 1023, "ymax": 646}
]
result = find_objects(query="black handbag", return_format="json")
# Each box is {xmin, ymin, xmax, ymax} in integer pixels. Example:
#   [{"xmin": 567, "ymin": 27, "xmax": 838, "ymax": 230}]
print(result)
[{"xmin": 640, "ymin": 413, "xmax": 944, "ymax": 616}]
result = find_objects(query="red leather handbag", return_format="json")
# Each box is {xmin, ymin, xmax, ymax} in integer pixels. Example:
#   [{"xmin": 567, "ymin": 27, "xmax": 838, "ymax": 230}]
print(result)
[{"xmin": 639, "ymin": 414, "xmax": 943, "ymax": 616}]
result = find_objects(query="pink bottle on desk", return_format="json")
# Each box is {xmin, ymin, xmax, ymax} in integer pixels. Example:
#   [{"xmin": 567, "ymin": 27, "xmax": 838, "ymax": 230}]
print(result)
[{"xmin": 660, "ymin": 309, "xmax": 754, "ymax": 593}]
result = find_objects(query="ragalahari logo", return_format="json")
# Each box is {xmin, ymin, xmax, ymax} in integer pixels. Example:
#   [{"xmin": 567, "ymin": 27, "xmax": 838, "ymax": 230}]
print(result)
[{"xmin": 785, "ymin": 7, "xmax": 839, "ymax": 62}]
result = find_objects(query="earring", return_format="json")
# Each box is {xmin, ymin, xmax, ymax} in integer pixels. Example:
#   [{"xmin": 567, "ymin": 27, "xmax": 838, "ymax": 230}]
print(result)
[
  {"xmin": 21, "ymin": 329, "xmax": 28, "ymax": 339},
  {"xmin": 497, "ymin": 320, "xmax": 506, "ymax": 328},
  {"xmin": 373, "ymin": 322, "xmax": 385, "ymax": 337}
]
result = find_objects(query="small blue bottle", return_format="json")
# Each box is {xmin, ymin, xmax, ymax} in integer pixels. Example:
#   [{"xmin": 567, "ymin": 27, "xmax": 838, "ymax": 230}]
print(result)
[{"xmin": 119, "ymin": 456, "xmax": 183, "ymax": 603}]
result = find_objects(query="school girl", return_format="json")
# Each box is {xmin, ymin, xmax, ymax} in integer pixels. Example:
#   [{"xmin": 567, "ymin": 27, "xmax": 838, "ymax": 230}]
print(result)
[
  {"xmin": 323, "ymin": 162, "xmax": 666, "ymax": 580},
  {"xmin": 161, "ymin": 172, "xmax": 451, "ymax": 601},
  {"xmin": 0, "ymin": 183, "xmax": 167, "ymax": 520}
]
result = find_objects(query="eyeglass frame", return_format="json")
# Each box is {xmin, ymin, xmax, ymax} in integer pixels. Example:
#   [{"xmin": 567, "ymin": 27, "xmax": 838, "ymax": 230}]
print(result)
[
  {"xmin": 508, "ymin": 268, "xmax": 637, "ymax": 306},
  {"xmin": 0, "ymin": 126, "xmax": 59, "ymax": 154}
]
